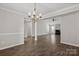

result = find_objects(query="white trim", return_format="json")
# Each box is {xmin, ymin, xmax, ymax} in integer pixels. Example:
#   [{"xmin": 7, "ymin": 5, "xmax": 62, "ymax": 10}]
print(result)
[
  {"xmin": 43, "ymin": 4, "xmax": 79, "ymax": 18},
  {"xmin": 0, "ymin": 33, "xmax": 24, "ymax": 50},
  {"xmin": 0, "ymin": 33, "xmax": 24, "ymax": 35},
  {"xmin": 61, "ymin": 42, "xmax": 79, "ymax": 47},
  {"xmin": 0, "ymin": 42, "xmax": 24, "ymax": 50},
  {"xmin": 0, "ymin": 4, "xmax": 79, "ymax": 18},
  {"xmin": 0, "ymin": 6, "xmax": 25, "ymax": 16},
  {"xmin": 32, "ymin": 32, "xmax": 49, "ymax": 36}
]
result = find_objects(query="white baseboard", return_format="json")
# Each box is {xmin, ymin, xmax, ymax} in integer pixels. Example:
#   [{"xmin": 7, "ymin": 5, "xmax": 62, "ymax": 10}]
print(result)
[
  {"xmin": 32, "ymin": 33, "xmax": 49, "ymax": 37},
  {"xmin": 0, "ymin": 33, "xmax": 24, "ymax": 50},
  {"xmin": 0, "ymin": 42, "xmax": 24, "ymax": 50},
  {"xmin": 61, "ymin": 42, "xmax": 79, "ymax": 47}
]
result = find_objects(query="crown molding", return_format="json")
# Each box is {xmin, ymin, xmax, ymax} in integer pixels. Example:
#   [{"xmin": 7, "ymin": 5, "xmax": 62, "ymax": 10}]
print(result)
[
  {"xmin": 0, "ymin": 4, "xmax": 79, "ymax": 19},
  {"xmin": 43, "ymin": 4, "xmax": 79, "ymax": 19},
  {"xmin": 0, "ymin": 6, "xmax": 25, "ymax": 16}
]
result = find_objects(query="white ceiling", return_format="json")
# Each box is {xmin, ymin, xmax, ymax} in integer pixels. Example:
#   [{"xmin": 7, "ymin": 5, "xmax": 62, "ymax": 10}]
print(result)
[{"xmin": 0, "ymin": 3, "xmax": 78, "ymax": 15}]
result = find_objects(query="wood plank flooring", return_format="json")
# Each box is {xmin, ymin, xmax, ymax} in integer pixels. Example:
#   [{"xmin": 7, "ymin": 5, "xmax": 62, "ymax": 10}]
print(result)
[{"xmin": 0, "ymin": 34, "xmax": 79, "ymax": 56}]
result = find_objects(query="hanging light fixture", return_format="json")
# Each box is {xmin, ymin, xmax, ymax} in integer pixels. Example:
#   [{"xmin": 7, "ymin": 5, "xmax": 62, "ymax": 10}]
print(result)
[
  {"xmin": 24, "ymin": 3, "xmax": 42, "ymax": 41},
  {"xmin": 27, "ymin": 3, "xmax": 42, "ymax": 23}
]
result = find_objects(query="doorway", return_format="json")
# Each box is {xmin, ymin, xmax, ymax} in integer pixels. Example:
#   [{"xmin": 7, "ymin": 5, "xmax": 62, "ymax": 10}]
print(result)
[
  {"xmin": 49, "ymin": 24, "xmax": 55, "ymax": 34},
  {"xmin": 49, "ymin": 24, "xmax": 61, "ymax": 45}
]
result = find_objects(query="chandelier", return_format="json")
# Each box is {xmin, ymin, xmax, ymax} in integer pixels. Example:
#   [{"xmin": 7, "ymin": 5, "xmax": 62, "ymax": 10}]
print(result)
[
  {"xmin": 28, "ymin": 3, "xmax": 42, "ymax": 23},
  {"xmin": 24, "ymin": 3, "xmax": 42, "ymax": 41}
]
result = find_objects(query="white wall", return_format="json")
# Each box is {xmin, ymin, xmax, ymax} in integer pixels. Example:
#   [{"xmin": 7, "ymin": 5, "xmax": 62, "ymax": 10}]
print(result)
[
  {"xmin": 37, "ymin": 20, "xmax": 49, "ymax": 36},
  {"xmin": 24, "ymin": 20, "xmax": 49, "ymax": 37},
  {"xmin": 24, "ymin": 19, "xmax": 61, "ymax": 37},
  {"xmin": 0, "ymin": 8, "xmax": 24, "ymax": 50},
  {"xmin": 24, "ymin": 22, "xmax": 32, "ymax": 37},
  {"xmin": 57, "ymin": 11, "xmax": 79, "ymax": 47}
]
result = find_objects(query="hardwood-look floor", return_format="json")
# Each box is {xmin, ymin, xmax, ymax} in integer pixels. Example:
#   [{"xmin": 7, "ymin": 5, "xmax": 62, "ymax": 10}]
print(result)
[{"xmin": 0, "ymin": 34, "xmax": 79, "ymax": 56}]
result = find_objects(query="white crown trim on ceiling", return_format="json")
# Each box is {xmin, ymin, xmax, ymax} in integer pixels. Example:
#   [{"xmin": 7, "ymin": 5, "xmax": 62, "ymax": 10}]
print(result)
[
  {"xmin": 0, "ymin": 6, "xmax": 25, "ymax": 16},
  {"xmin": 43, "ymin": 4, "xmax": 79, "ymax": 19},
  {"xmin": 0, "ymin": 4, "xmax": 79, "ymax": 18}
]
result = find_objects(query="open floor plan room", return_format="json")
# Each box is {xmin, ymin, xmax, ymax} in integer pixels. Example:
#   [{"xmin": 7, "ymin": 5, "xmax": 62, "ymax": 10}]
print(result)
[{"xmin": 0, "ymin": 3, "xmax": 79, "ymax": 56}]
